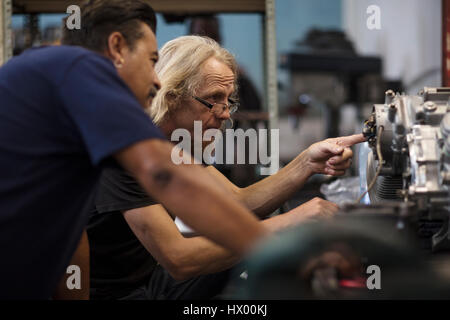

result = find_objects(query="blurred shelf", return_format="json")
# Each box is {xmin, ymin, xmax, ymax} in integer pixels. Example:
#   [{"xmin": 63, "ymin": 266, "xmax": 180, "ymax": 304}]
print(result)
[{"xmin": 13, "ymin": 0, "xmax": 265, "ymax": 14}]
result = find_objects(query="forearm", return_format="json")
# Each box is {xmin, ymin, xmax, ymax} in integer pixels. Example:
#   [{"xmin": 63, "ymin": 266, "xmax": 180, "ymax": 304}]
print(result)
[
  {"xmin": 164, "ymin": 236, "xmax": 239, "ymax": 281},
  {"xmin": 141, "ymin": 163, "xmax": 266, "ymax": 255},
  {"xmin": 125, "ymin": 204, "xmax": 240, "ymax": 282},
  {"xmin": 238, "ymin": 150, "xmax": 314, "ymax": 217},
  {"xmin": 169, "ymin": 206, "xmax": 318, "ymax": 280},
  {"xmin": 173, "ymin": 208, "xmax": 316, "ymax": 276},
  {"xmin": 116, "ymin": 139, "xmax": 267, "ymax": 255}
]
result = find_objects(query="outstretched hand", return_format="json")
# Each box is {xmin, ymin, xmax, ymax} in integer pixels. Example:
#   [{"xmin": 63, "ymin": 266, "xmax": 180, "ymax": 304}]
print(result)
[{"xmin": 305, "ymin": 134, "xmax": 367, "ymax": 176}]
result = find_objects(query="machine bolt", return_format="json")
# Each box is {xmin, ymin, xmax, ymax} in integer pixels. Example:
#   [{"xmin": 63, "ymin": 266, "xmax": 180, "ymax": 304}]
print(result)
[
  {"xmin": 424, "ymin": 101, "xmax": 437, "ymax": 112},
  {"xmin": 385, "ymin": 89, "xmax": 395, "ymax": 97},
  {"xmin": 385, "ymin": 89, "xmax": 395, "ymax": 104}
]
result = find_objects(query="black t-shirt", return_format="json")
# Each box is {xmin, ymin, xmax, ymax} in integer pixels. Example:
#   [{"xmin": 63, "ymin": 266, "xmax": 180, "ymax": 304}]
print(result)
[
  {"xmin": 0, "ymin": 46, "xmax": 165, "ymax": 299},
  {"xmin": 88, "ymin": 162, "xmax": 170, "ymax": 297}
]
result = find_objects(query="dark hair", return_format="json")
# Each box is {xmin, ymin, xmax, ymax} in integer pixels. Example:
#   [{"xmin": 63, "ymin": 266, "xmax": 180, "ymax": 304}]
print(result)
[{"xmin": 61, "ymin": 0, "xmax": 157, "ymax": 52}]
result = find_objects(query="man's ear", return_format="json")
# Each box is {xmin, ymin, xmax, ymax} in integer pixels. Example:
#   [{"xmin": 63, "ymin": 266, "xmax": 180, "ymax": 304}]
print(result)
[
  {"xmin": 105, "ymin": 32, "xmax": 127, "ymax": 68},
  {"xmin": 166, "ymin": 92, "xmax": 182, "ymax": 112}
]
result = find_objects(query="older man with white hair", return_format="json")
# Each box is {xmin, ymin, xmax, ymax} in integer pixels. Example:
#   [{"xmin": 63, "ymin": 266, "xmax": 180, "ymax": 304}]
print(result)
[{"xmin": 85, "ymin": 36, "xmax": 366, "ymax": 300}]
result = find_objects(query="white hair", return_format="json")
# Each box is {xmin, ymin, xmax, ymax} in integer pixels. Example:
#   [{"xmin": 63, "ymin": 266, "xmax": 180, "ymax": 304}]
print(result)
[{"xmin": 149, "ymin": 35, "xmax": 238, "ymax": 125}]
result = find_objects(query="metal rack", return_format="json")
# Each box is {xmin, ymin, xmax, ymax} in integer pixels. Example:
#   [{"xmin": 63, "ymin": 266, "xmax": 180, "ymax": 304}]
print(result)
[{"xmin": 1, "ymin": 0, "xmax": 12, "ymax": 65}]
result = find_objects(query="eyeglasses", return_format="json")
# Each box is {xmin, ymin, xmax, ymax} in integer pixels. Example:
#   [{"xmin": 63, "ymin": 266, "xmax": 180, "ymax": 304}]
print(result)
[{"xmin": 192, "ymin": 95, "xmax": 239, "ymax": 116}]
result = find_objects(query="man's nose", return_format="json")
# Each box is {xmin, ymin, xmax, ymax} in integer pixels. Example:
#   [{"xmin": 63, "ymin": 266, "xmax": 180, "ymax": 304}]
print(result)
[{"xmin": 217, "ymin": 108, "xmax": 231, "ymax": 120}]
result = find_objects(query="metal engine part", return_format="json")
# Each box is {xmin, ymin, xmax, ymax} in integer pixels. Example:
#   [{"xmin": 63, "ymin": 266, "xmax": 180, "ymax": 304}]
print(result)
[{"xmin": 362, "ymin": 87, "xmax": 450, "ymax": 251}]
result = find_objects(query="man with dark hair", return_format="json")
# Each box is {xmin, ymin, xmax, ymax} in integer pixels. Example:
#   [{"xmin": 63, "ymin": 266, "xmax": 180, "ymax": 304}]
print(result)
[{"xmin": 0, "ymin": 0, "xmax": 266, "ymax": 299}]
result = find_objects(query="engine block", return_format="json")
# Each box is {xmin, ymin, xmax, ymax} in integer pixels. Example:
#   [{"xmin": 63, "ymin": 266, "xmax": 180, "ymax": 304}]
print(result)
[{"xmin": 363, "ymin": 87, "xmax": 450, "ymax": 250}]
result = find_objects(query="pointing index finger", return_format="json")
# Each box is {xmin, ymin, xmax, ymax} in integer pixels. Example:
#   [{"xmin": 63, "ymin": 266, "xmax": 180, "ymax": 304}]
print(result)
[{"xmin": 336, "ymin": 134, "xmax": 367, "ymax": 147}]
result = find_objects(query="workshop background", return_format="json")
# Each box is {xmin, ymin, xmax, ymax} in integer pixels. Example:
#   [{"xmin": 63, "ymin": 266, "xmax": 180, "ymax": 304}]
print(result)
[
  {"xmin": 3, "ymin": 0, "xmax": 450, "ymax": 300},
  {"xmin": 7, "ymin": 0, "xmax": 443, "ymax": 205}
]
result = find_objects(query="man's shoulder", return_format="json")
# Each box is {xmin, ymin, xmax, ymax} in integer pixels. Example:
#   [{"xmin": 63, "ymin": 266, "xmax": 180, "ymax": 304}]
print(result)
[
  {"xmin": 1, "ymin": 45, "xmax": 113, "ymax": 85},
  {"xmin": 38, "ymin": 45, "xmax": 111, "ymax": 69},
  {"xmin": 23, "ymin": 45, "xmax": 102, "ymax": 61}
]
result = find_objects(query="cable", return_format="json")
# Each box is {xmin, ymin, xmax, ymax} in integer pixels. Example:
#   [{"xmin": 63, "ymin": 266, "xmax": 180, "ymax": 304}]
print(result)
[{"xmin": 356, "ymin": 126, "xmax": 384, "ymax": 204}]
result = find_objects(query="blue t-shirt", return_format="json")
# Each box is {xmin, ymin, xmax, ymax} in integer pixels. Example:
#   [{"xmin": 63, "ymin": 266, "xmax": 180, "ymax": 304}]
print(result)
[{"xmin": 0, "ymin": 46, "xmax": 165, "ymax": 299}]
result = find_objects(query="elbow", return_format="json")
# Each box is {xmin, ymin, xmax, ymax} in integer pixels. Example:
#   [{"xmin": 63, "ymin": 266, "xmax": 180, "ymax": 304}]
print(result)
[
  {"xmin": 166, "ymin": 268, "xmax": 193, "ymax": 282},
  {"xmin": 163, "ymin": 254, "xmax": 199, "ymax": 282}
]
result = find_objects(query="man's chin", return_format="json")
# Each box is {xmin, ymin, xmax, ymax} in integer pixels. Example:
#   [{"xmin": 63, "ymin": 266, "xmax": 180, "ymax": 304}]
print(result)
[
  {"xmin": 205, "ymin": 125, "xmax": 222, "ymax": 131},
  {"xmin": 204, "ymin": 122, "xmax": 225, "ymax": 131}
]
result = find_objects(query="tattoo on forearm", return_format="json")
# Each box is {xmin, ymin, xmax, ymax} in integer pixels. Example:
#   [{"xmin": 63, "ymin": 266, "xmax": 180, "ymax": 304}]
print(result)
[{"xmin": 152, "ymin": 169, "xmax": 172, "ymax": 188}]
